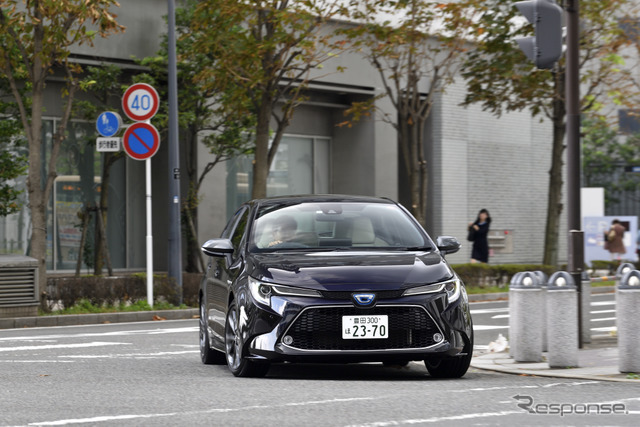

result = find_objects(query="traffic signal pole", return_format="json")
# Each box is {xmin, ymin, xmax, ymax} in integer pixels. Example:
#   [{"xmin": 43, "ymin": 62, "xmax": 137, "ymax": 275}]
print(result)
[
  {"xmin": 565, "ymin": 0, "xmax": 584, "ymax": 348},
  {"xmin": 167, "ymin": 0, "xmax": 183, "ymax": 304}
]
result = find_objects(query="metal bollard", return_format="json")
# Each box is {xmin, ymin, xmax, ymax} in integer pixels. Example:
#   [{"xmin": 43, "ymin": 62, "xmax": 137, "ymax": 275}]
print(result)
[
  {"xmin": 509, "ymin": 271, "xmax": 543, "ymax": 362},
  {"xmin": 617, "ymin": 270, "xmax": 640, "ymax": 373},
  {"xmin": 508, "ymin": 272, "xmax": 524, "ymax": 358},
  {"xmin": 547, "ymin": 271, "xmax": 578, "ymax": 368},
  {"xmin": 580, "ymin": 271, "xmax": 591, "ymax": 344}
]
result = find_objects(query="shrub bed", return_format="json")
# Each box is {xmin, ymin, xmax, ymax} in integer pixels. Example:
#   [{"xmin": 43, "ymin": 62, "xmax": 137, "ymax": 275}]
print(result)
[
  {"xmin": 42, "ymin": 272, "xmax": 201, "ymax": 313},
  {"xmin": 451, "ymin": 264, "xmax": 556, "ymax": 289}
]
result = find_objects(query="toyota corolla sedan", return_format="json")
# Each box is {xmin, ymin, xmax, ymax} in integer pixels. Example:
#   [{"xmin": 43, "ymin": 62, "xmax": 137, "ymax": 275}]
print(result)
[{"xmin": 199, "ymin": 195, "xmax": 473, "ymax": 378}]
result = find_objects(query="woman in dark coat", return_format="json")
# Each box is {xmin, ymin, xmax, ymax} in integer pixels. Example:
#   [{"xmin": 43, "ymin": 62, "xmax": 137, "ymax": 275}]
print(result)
[{"xmin": 468, "ymin": 209, "xmax": 491, "ymax": 263}]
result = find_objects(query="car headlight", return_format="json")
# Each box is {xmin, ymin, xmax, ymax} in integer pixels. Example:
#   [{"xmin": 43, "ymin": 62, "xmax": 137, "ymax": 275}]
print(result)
[
  {"xmin": 248, "ymin": 277, "xmax": 321, "ymax": 306},
  {"xmin": 403, "ymin": 278, "xmax": 461, "ymax": 303}
]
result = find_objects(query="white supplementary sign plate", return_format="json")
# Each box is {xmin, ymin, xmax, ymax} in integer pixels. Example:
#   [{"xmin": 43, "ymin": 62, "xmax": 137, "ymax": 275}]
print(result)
[
  {"xmin": 342, "ymin": 315, "xmax": 388, "ymax": 339},
  {"xmin": 96, "ymin": 137, "xmax": 121, "ymax": 152}
]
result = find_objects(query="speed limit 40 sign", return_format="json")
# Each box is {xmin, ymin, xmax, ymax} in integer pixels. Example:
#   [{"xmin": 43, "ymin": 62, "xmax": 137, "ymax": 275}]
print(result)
[{"xmin": 122, "ymin": 83, "xmax": 159, "ymax": 122}]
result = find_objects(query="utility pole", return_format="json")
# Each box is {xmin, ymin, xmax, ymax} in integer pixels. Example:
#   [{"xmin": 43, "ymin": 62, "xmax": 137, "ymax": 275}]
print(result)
[
  {"xmin": 167, "ymin": 0, "xmax": 183, "ymax": 304},
  {"xmin": 565, "ymin": 0, "xmax": 584, "ymax": 347}
]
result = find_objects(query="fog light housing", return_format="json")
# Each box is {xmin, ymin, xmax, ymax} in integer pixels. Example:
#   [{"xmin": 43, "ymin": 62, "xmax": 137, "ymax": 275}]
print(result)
[
  {"xmin": 433, "ymin": 333, "xmax": 443, "ymax": 343},
  {"xmin": 283, "ymin": 335, "xmax": 293, "ymax": 345}
]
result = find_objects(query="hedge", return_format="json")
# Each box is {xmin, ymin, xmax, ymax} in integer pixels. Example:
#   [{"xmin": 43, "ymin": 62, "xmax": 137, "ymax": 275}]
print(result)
[
  {"xmin": 42, "ymin": 273, "xmax": 201, "ymax": 312},
  {"xmin": 451, "ymin": 264, "xmax": 557, "ymax": 289}
]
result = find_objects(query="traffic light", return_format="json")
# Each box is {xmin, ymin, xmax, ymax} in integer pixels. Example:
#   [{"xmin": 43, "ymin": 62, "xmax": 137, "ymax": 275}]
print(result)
[{"xmin": 514, "ymin": 0, "xmax": 563, "ymax": 69}]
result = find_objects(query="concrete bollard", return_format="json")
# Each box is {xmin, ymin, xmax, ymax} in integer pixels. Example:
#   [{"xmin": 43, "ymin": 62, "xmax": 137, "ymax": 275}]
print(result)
[
  {"xmin": 509, "ymin": 271, "xmax": 543, "ymax": 362},
  {"xmin": 533, "ymin": 271, "xmax": 548, "ymax": 351},
  {"xmin": 580, "ymin": 271, "xmax": 591, "ymax": 344},
  {"xmin": 616, "ymin": 263, "xmax": 635, "ymax": 281},
  {"xmin": 547, "ymin": 271, "xmax": 578, "ymax": 368},
  {"xmin": 508, "ymin": 272, "xmax": 524, "ymax": 358},
  {"xmin": 617, "ymin": 270, "xmax": 640, "ymax": 373}
]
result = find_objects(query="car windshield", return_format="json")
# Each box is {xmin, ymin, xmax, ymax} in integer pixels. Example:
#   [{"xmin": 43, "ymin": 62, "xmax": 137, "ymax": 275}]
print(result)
[{"xmin": 249, "ymin": 202, "xmax": 431, "ymax": 252}]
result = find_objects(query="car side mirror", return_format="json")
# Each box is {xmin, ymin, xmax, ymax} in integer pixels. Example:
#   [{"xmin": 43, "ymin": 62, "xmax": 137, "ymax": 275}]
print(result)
[
  {"xmin": 201, "ymin": 239, "xmax": 234, "ymax": 257},
  {"xmin": 436, "ymin": 236, "xmax": 461, "ymax": 255}
]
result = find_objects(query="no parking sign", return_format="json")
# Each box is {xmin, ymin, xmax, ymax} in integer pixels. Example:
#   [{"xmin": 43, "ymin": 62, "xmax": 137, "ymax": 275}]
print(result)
[{"xmin": 122, "ymin": 122, "xmax": 160, "ymax": 160}]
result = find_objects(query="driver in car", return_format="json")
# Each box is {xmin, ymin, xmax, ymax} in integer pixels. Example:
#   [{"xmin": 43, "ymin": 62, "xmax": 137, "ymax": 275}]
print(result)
[{"xmin": 268, "ymin": 215, "xmax": 298, "ymax": 247}]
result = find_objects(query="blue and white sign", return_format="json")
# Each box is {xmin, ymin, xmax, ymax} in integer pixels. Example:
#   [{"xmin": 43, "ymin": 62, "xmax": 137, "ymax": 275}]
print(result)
[{"xmin": 96, "ymin": 111, "xmax": 122, "ymax": 137}]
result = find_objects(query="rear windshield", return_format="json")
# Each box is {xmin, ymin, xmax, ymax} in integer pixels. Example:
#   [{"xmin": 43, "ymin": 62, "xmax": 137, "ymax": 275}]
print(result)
[{"xmin": 249, "ymin": 202, "xmax": 430, "ymax": 252}]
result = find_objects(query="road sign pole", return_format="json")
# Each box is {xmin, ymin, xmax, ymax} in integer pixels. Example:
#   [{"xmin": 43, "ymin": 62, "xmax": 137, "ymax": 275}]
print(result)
[
  {"xmin": 168, "ymin": 0, "xmax": 183, "ymax": 304},
  {"xmin": 146, "ymin": 157, "xmax": 154, "ymax": 307}
]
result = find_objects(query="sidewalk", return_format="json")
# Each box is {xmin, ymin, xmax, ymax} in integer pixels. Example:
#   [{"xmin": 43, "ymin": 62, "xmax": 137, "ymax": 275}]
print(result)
[{"xmin": 471, "ymin": 334, "xmax": 640, "ymax": 383}]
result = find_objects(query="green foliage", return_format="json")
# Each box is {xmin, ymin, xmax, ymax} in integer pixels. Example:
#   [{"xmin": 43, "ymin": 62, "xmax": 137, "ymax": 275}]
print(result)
[
  {"xmin": 452, "ymin": 263, "xmax": 556, "ymax": 288},
  {"xmin": 461, "ymin": 0, "xmax": 638, "ymax": 118},
  {"xmin": 42, "ymin": 273, "xmax": 201, "ymax": 313},
  {"xmin": 582, "ymin": 115, "xmax": 640, "ymax": 204},
  {"xmin": 190, "ymin": 0, "xmax": 347, "ymax": 198}
]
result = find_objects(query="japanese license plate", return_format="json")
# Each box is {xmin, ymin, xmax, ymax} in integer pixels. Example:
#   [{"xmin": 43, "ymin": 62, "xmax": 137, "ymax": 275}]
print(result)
[{"xmin": 342, "ymin": 315, "xmax": 388, "ymax": 339}]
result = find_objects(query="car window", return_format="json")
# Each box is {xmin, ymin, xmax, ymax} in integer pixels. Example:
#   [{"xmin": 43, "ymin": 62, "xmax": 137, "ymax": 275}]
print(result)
[
  {"xmin": 249, "ymin": 202, "xmax": 430, "ymax": 251},
  {"xmin": 230, "ymin": 208, "xmax": 249, "ymax": 253}
]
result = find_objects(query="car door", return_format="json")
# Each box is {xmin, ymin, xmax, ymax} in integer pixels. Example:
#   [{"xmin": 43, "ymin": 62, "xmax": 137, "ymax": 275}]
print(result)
[{"xmin": 207, "ymin": 206, "xmax": 250, "ymax": 345}]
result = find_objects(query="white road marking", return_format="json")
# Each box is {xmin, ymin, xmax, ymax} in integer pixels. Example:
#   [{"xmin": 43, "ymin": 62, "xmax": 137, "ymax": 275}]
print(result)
[
  {"xmin": 451, "ymin": 381, "xmax": 599, "ymax": 393},
  {"xmin": 591, "ymin": 326, "xmax": 617, "ymax": 332},
  {"xmin": 0, "ymin": 327, "xmax": 198, "ymax": 342},
  {"xmin": 28, "ymin": 397, "xmax": 380, "ymax": 426},
  {"xmin": 0, "ymin": 360, "xmax": 75, "ymax": 363},
  {"xmin": 591, "ymin": 309, "xmax": 616, "ymax": 314},
  {"xmin": 491, "ymin": 314, "xmax": 510, "ymax": 319},
  {"xmin": 473, "ymin": 325, "xmax": 509, "ymax": 331},
  {"xmin": 591, "ymin": 301, "xmax": 616, "ymax": 307},
  {"xmin": 470, "ymin": 308, "xmax": 509, "ymax": 315},
  {"xmin": 591, "ymin": 317, "xmax": 617, "ymax": 322},
  {"xmin": 344, "ymin": 411, "xmax": 523, "ymax": 426},
  {"xmin": 59, "ymin": 350, "xmax": 198, "ymax": 359},
  {"xmin": 0, "ymin": 342, "xmax": 129, "ymax": 352}
]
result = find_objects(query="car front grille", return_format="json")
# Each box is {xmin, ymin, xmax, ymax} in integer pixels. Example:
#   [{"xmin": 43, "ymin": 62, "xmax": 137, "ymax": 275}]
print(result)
[
  {"xmin": 284, "ymin": 305, "xmax": 441, "ymax": 351},
  {"xmin": 319, "ymin": 290, "xmax": 405, "ymax": 300}
]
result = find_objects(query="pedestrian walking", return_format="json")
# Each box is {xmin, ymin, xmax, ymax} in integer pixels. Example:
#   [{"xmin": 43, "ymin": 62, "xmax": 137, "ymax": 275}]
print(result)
[
  {"xmin": 468, "ymin": 209, "xmax": 491, "ymax": 263},
  {"xmin": 604, "ymin": 219, "xmax": 626, "ymax": 262}
]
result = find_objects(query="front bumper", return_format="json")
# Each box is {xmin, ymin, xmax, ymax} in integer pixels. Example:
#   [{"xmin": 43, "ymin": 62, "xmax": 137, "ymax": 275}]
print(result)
[{"xmin": 243, "ymin": 292, "xmax": 472, "ymax": 363}]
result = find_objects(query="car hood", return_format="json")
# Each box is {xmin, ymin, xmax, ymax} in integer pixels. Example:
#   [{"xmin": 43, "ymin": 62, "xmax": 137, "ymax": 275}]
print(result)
[{"xmin": 247, "ymin": 250, "xmax": 453, "ymax": 291}]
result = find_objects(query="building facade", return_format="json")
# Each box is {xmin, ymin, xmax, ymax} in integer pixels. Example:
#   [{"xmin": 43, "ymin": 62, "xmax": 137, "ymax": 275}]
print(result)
[{"xmin": 0, "ymin": 0, "xmax": 569, "ymax": 272}]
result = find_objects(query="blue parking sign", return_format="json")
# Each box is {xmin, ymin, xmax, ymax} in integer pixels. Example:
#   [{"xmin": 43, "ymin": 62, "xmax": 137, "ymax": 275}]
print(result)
[{"xmin": 96, "ymin": 111, "xmax": 122, "ymax": 137}]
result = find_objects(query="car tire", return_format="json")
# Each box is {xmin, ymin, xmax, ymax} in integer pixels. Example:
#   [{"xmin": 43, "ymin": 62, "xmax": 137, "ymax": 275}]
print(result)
[
  {"xmin": 200, "ymin": 299, "xmax": 226, "ymax": 365},
  {"xmin": 424, "ymin": 333, "xmax": 474, "ymax": 379},
  {"xmin": 225, "ymin": 302, "xmax": 270, "ymax": 378}
]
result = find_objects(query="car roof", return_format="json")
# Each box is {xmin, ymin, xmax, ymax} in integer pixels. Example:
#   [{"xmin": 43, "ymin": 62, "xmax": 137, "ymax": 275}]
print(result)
[{"xmin": 248, "ymin": 194, "xmax": 398, "ymax": 208}]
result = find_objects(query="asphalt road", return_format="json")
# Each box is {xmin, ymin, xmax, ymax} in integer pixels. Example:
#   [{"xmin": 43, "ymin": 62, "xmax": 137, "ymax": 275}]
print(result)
[{"xmin": 1, "ymin": 294, "xmax": 639, "ymax": 426}]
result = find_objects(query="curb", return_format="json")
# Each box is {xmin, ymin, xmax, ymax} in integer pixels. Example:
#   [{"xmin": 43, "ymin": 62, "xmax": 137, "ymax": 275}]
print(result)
[
  {"xmin": 470, "ymin": 353, "xmax": 638, "ymax": 383},
  {"xmin": 0, "ymin": 308, "xmax": 199, "ymax": 330}
]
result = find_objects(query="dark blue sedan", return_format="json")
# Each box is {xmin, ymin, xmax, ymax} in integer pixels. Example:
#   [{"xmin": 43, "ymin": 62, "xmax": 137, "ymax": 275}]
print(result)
[{"xmin": 199, "ymin": 195, "xmax": 473, "ymax": 378}]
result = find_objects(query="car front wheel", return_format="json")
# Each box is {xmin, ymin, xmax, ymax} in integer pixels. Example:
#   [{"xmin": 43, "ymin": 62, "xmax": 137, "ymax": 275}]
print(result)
[
  {"xmin": 224, "ymin": 301, "xmax": 270, "ymax": 378},
  {"xmin": 424, "ymin": 333, "xmax": 473, "ymax": 379},
  {"xmin": 200, "ymin": 299, "xmax": 225, "ymax": 365}
]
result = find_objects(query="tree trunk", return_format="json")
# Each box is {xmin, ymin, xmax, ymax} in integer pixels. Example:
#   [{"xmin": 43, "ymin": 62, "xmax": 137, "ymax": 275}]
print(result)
[
  {"xmin": 27, "ymin": 80, "xmax": 48, "ymax": 297},
  {"xmin": 542, "ymin": 73, "xmax": 566, "ymax": 266},
  {"xmin": 251, "ymin": 101, "xmax": 273, "ymax": 199}
]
